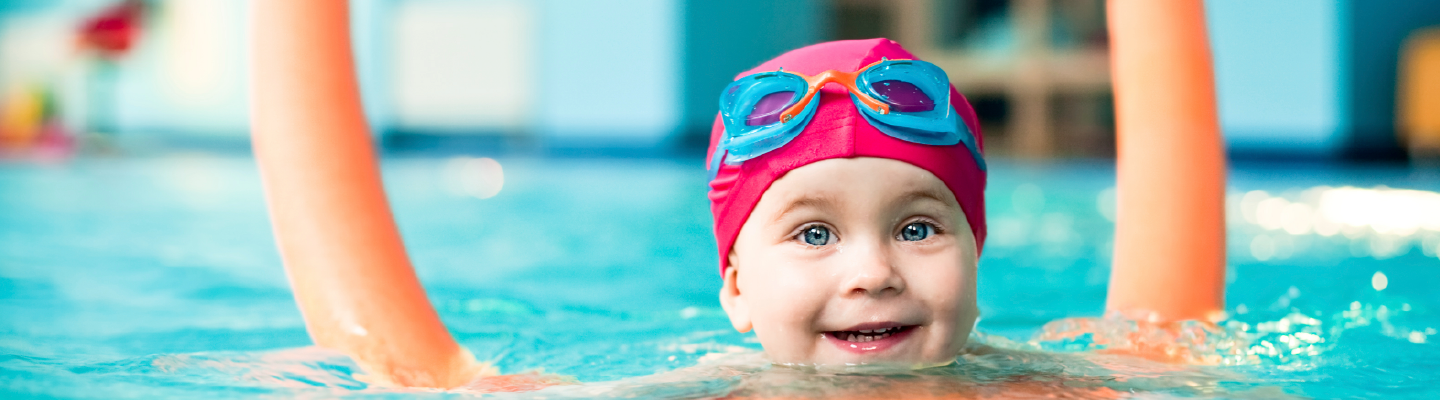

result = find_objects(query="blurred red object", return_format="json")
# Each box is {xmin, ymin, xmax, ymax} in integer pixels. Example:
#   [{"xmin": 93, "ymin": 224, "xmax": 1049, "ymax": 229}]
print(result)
[{"xmin": 78, "ymin": 0, "xmax": 146, "ymax": 58}]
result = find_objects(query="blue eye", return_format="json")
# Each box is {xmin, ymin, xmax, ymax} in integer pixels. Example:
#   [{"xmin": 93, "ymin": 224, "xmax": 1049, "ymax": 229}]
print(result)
[
  {"xmin": 801, "ymin": 225, "xmax": 833, "ymax": 246},
  {"xmin": 899, "ymin": 222, "xmax": 933, "ymax": 241}
]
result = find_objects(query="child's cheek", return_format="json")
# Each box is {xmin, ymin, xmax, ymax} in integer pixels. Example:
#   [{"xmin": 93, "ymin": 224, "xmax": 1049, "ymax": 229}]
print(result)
[
  {"xmin": 913, "ymin": 248, "xmax": 977, "ymax": 328},
  {"xmin": 768, "ymin": 253, "xmax": 833, "ymax": 319},
  {"xmin": 740, "ymin": 246, "xmax": 836, "ymax": 362},
  {"xmin": 747, "ymin": 246, "xmax": 829, "ymax": 320}
]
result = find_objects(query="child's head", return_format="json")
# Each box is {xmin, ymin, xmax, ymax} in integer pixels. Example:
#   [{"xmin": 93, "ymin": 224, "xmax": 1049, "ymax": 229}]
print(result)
[{"xmin": 706, "ymin": 39, "xmax": 987, "ymax": 367}]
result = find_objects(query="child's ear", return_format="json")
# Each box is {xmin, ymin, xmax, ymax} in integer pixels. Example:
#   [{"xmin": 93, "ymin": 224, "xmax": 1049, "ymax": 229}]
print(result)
[{"xmin": 718, "ymin": 253, "xmax": 753, "ymax": 333}]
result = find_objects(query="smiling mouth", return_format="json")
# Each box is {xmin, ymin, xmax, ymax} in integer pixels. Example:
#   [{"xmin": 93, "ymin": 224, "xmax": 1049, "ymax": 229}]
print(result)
[{"xmin": 826, "ymin": 325, "xmax": 914, "ymax": 343}]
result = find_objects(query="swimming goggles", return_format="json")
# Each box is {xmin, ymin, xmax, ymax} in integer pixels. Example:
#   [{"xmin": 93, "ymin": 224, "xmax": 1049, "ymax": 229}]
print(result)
[{"xmin": 710, "ymin": 58, "xmax": 986, "ymax": 175}]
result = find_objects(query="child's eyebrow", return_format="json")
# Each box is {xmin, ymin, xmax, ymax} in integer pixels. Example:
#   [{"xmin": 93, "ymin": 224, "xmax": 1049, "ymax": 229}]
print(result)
[
  {"xmin": 894, "ymin": 188, "xmax": 957, "ymax": 210},
  {"xmin": 773, "ymin": 194, "xmax": 841, "ymax": 222}
]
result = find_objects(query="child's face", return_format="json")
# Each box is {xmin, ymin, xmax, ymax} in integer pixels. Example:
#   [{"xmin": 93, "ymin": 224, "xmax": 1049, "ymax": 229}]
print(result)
[{"xmin": 720, "ymin": 157, "xmax": 979, "ymax": 367}]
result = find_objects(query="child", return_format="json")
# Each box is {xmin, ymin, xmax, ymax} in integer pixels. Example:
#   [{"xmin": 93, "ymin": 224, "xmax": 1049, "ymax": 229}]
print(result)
[
  {"xmin": 253, "ymin": 1, "xmax": 983, "ymax": 382},
  {"xmin": 704, "ymin": 39, "xmax": 987, "ymax": 368}
]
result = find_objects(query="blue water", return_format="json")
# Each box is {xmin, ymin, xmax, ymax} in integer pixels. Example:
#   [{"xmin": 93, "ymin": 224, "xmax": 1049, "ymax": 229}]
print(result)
[{"xmin": 2, "ymin": 155, "xmax": 1439, "ymax": 398}]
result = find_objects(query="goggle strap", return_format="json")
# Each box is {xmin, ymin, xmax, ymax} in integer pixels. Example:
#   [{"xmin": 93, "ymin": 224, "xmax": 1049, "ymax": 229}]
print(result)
[{"xmin": 707, "ymin": 145, "xmax": 727, "ymax": 182}]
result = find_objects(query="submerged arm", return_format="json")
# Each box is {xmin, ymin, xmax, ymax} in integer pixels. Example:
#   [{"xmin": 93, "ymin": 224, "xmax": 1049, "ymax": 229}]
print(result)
[{"xmin": 250, "ymin": 0, "xmax": 483, "ymax": 387}]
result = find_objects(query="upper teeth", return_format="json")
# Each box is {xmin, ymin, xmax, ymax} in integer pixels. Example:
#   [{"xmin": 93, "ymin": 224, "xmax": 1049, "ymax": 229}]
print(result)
[{"xmin": 840, "ymin": 327, "xmax": 900, "ymax": 341}]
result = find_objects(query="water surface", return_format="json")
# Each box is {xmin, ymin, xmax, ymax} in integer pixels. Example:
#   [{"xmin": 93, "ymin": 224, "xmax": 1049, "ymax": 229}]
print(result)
[{"xmin": 2, "ymin": 155, "xmax": 1437, "ymax": 398}]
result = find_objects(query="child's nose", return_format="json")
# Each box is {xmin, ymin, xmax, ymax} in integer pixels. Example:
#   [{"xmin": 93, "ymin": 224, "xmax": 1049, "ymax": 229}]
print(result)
[{"xmin": 842, "ymin": 241, "xmax": 906, "ymax": 298}]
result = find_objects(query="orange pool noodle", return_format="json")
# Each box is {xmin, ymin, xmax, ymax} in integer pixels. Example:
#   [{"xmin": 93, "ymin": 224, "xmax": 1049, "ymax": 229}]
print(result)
[
  {"xmin": 1398, "ymin": 28, "xmax": 1440, "ymax": 157},
  {"xmin": 1105, "ymin": 0, "xmax": 1227, "ymax": 322},
  {"xmin": 250, "ymin": 0, "xmax": 483, "ymax": 387}
]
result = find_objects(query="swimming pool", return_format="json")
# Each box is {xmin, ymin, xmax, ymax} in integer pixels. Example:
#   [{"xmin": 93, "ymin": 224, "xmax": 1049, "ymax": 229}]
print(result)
[{"xmin": 2, "ymin": 154, "xmax": 1438, "ymax": 398}]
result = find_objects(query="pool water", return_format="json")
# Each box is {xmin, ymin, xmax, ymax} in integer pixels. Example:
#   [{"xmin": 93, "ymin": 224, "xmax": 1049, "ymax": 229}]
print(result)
[{"xmin": 2, "ymin": 155, "xmax": 1439, "ymax": 398}]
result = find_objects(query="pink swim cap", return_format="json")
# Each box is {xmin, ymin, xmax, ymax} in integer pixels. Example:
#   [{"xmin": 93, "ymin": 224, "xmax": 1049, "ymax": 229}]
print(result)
[{"xmin": 707, "ymin": 38, "xmax": 988, "ymax": 274}]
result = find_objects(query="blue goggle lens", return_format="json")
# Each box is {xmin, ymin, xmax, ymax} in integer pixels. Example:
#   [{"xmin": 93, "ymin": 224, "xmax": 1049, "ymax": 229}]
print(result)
[{"xmin": 717, "ymin": 72, "xmax": 816, "ymax": 166}]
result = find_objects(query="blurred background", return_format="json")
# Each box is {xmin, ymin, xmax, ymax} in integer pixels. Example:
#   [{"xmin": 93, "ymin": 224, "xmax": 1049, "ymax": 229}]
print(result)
[
  {"xmin": 2, "ymin": 0, "xmax": 1439, "ymax": 161},
  {"xmin": 5, "ymin": 2, "xmax": 1440, "ymax": 396}
]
